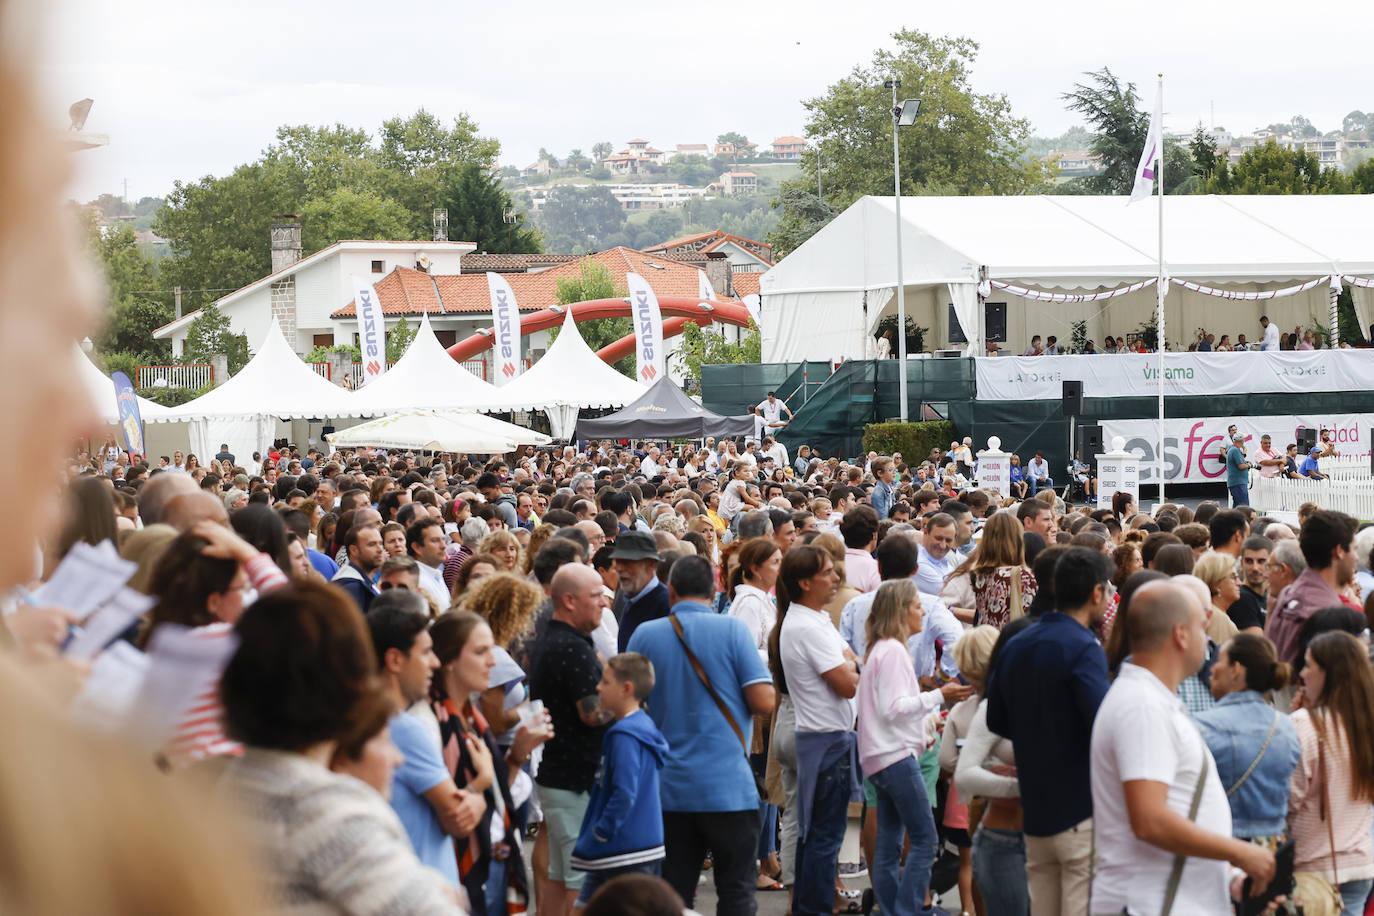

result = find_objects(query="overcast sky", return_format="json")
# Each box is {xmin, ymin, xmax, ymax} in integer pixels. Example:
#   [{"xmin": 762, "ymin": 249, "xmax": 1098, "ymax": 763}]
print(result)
[{"xmin": 32, "ymin": 0, "xmax": 1370, "ymax": 203}]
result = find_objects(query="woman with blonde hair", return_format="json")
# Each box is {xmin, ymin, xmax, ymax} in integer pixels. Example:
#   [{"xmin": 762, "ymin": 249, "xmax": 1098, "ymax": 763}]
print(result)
[
  {"xmin": 858, "ymin": 579, "xmax": 969, "ymax": 916},
  {"xmin": 522, "ymin": 523, "xmax": 555, "ymax": 575},
  {"xmin": 482, "ymin": 528, "xmax": 523, "ymax": 574},
  {"xmin": 463, "ymin": 571, "xmax": 545, "ymax": 741},
  {"xmin": 940, "ymin": 625, "xmax": 1000, "ymax": 914},
  {"xmin": 1192, "ymin": 550, "xmax": 1250, "ymax": 637},
  {"xmin": 943, "ymin": 511, "xmax": 1039, "ymax": 630},
  {"xmin": 1288, "ymin": 631, "xmax": 1374, "ymax": 913}
]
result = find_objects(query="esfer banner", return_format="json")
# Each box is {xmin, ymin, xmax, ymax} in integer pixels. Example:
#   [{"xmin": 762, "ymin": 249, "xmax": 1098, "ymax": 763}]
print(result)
[{"xmin": 1100, "ymin": 414, "xmax": 1374, "ymax": 484}]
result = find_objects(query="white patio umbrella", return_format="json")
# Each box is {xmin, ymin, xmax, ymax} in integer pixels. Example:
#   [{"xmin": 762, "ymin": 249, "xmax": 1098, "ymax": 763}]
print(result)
[{"xmin": 326, "ymin": 410, "xmax": 541, "ymax": 454}]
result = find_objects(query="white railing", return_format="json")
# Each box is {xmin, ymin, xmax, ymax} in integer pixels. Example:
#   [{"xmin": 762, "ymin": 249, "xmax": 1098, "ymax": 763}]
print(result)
[
  {"xmin": 308, "ymin": 362, "xmax": 331, "ymax": 381},
  {"xmin": 1252, "ymin": 476, "xmax": 1374, "ymax": 520},
  {"xmin": 136, "ymin": 364, "xmax": 213, "ymax": 390},
  {"xmin": 1318, "ymin": 455, "xmax": 1370, "ymax": 480}
]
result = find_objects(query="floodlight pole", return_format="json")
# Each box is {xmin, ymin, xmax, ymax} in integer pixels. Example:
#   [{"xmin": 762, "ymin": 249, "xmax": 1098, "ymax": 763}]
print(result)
[{"xmin": 887, "ymin": 77, "xmax": 909, "ymax": 423}]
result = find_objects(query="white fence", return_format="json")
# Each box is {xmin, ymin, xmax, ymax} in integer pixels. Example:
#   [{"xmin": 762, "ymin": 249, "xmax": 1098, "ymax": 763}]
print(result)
[
  {"xmin": 1252, "ymin": 476, "xmax": 1374, "ymax": 520},
  {"xmin": 1318, "ymin": 455, "xmax": 1371, "ymax": 480},
  {"xmin": 135, "ymin": 364, "xmax": 213, "ymax": 390}
]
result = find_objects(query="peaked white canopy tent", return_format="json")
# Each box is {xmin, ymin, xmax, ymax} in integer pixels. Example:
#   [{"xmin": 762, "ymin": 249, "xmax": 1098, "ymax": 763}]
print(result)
[
  {"xmin": 327, "ymin": 410, "xmax": 551, "ymax": 454},
  {"xmin": 152, "ymin": 320, "xmax": 366, "ymax": 461},
  {"xmin": 349, "ymin": 315, "xmax": 499, "ymax": 415},
  {"xmin": 760, "ymin": 194, "xmax": 1374, "ymax": 362},
  {"xmin": 77, "ymin": 347, "xmax": 171, "ymax": 424},
  {"xmin": 482, "ymin": 307, "xmax": 647, "ymax": 439}
]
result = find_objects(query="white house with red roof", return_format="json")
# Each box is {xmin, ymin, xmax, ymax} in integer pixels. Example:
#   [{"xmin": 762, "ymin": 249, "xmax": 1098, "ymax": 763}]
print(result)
[
  {"xmin": 770, "ymin": 136, "xmax": 806, "ymax": 160},
  {"xmin": 646, "ymin": 230, "xmax": 774, "ymax": 274}
]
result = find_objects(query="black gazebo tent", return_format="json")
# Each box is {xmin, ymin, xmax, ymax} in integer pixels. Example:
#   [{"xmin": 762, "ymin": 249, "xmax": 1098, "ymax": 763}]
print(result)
[{"xmin": 575, "ymin": 376, "xmax": 755, "ymax": 440}]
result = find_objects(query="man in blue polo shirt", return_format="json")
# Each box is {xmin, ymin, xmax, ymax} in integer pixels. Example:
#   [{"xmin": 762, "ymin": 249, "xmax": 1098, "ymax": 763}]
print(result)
[
  {"xmin": 1225, "ymin": 432, "xmax": 1254, "ymax": 507},
  {"xmin": 986, "ymin": 547, "xmax": 1112, "ymax": 916},
  {"xmin": 1299, "ymin": 446, "xmax": 1328, "ymax": 480},
  {"xmin": 628, "ymin": 555, "xmax": 774, "ymax": 916}
]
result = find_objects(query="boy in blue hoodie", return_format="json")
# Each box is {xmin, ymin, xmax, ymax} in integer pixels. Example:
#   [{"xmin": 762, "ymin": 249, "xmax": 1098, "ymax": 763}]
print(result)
[{"xmin": 570, "ymin": 652, "xmax": 670, "ymax": 906}]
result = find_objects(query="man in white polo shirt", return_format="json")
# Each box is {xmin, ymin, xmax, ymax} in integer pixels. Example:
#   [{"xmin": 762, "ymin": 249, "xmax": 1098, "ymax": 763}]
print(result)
[
  {"xmin": 1091, "ymin": 579, "xmax": 1276, "ymax": 914},
  {"xmin": 756, "ymin": 391, "xmax": 793, "ymax": 429}
]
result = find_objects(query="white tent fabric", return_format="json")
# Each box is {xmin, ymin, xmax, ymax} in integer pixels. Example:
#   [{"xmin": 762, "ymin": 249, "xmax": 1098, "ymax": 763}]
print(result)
[
  {"xmin": 348, "ymin": 315, "xmax": 499, "ymax": 415},
  {"xmin": 78, "ymin": 348, "xmax": 171, "ymax": 424},
  {"xmin": 482, "ymin": 307, "xmax": 646, "ymax": 437},
  {"xmin": 155, "ymin": 320, "xmax": 363, "ymax": 423},
  {"xmin": 761, "ymin": 194, "xmax": 1374, "ymax": 361},
  {"xmin": 327, "ymin": 410, "xmax": 543, "ymax": 453}
]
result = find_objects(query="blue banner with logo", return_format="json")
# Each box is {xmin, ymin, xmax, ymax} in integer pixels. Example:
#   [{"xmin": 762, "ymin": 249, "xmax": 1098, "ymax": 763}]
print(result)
[{"xmin": 111, "ymin": 371, "xmax": 145, "ymax": 457}]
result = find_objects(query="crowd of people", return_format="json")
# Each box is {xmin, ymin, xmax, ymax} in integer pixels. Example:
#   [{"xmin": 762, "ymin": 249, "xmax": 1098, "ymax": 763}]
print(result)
[
  {"xmin": 20, "ymin": 424, "xmax": 1374, "ymax": 916},
  {"xmin": 990, "ymin": 315, "xmax": 1356, "ymax": 356}
]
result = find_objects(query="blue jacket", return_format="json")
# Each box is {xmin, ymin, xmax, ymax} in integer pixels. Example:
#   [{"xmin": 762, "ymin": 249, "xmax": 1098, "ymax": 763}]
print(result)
[
  {"xmin": 618, "ymin": 581, "xmax": 671, "ymax": 652},
  {"xmin": 330, "ymin": 562, "xmax": 378, "ymax": 613},
  {"xmin": 1194, "ymin": 690, "xmax": 1300, "ymax": 838},
  {"xmin": 985, "ymin": 612, "xmax": 1110, "ymax": 837},
  {"xmin": 871, "ymin": 480, "xmax": 897, "ymax": 520},
  {"xmin": 571, "ymin": 710, "xmax": 669, "ymax": 870}
]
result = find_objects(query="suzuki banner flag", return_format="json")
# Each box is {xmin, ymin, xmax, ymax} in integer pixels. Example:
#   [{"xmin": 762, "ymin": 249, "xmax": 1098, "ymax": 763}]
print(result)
[
  {"xmin": 111, "ymin": 370, "xmax": 145, "ymax": 458},
  {"xmin": 487, "ymin": 272, "xmax": 523, "ymax": 385},
  {"xmin": 351, "ymin": 275, "xmax": 388, "ymax": 386},
  {"xmin": 1101, "ymin": 413, "xmax": 1374, "ymax": 484},
  {"xmin": 697, "ymin": 269, "xmax": 717, "ymax": 301},
  {"xmin": 626, "ymin": 271, "xmax": 665, "ymax": 384}
]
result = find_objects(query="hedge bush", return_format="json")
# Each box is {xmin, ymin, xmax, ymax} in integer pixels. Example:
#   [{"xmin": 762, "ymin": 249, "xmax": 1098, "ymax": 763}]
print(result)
[{"xmin": 862, "ymin": 420, "xmax": 957, "ymax": 463}]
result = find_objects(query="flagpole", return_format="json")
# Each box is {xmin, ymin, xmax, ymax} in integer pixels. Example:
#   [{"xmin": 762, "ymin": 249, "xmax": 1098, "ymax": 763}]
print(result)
[{"xmin": 1155, "ymin": 73, "xmax": 1166, "ymax": 508}]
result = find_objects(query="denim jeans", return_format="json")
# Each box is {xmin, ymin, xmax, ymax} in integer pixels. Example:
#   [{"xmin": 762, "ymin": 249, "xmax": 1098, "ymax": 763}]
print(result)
[
  {"xmin": 867, "ymin": 755, "xmax": 939, "ymax": 916},
  {"xmin": 794, "ymin": 749, "xmax": 853, "ymax": 916},
  {"xmin": 758, "ymin": 802, "xmax": 778, "ymax": 859},
  {"xmin": 483, "ymin": 858, "xmax": 506, "ymax": 915},
  {"xmin": 1029, "ymin": 476, "xmax": 1053, "ymax": 496},
  {"xmin": 1229, "ymin": 483, "xmax": 1251, "ymax": 507},
  {"xmin": 971, "ymin": 826, "xmax": 1030, "ymax": 915},
  {"xmin": 574, "ymin": 859, "xmax": 662, "ymax": 907},
  {"xmin": 1339, "ymin": 877, "xmax": 1372, "ymax": 916}
]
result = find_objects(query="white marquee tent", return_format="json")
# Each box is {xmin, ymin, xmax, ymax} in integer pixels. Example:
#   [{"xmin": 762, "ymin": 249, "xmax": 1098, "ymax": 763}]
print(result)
[
  {"xmin": 349, "ymin": 315, "xmax": 499, "ymax": 415},
  {"xmin": 78, "ymin": 347, "xmax": 171, "ymax": 424},
  {"xmin": 760, "ymin": 194, "xmax": 1374, "ymax": 362},
  {"xmin": 483, "ymin": 307, "xmax": 646, "ymax": 439},
  {"xmin": 153, "ymin": 320, "xmax": 366, "ymax": 460},
  {"xmin": 327, "ymin": 410, "xmax": 550, "ymax": 453}
]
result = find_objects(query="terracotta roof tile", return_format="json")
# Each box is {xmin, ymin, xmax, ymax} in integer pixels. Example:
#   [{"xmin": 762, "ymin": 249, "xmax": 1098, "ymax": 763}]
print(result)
[
  {"xmin": 732, "ymin": 273, "xmax": 761, "ymax": 297},
  {"xmin": 460, "ymin": 253, "xmax": 583, "ymax": 272},
  {"xmin": 333, "ymin": 248, "xmax": 720, "ymax": 319}
]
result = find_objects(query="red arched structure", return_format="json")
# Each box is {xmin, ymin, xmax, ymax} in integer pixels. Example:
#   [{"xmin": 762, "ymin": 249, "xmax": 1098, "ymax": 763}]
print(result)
[{"xmin": 445, "ymin": 297, "xmax": 754, "ymax": 363}]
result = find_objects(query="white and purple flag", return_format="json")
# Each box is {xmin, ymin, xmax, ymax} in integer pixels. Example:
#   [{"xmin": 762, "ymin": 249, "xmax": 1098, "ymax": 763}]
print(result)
[{"xmin": 1130, "ymin": 84, "xmax": 1163, "ymax": 204}]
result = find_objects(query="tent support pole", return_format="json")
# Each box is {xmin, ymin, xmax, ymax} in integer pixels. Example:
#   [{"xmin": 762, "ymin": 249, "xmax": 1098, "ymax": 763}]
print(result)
[
  {"xmin": 1156, "ymin": 74, "xmax": 1166, "ymax": 508},
  {"xmin": 890, "ymin": 78, "xmax": 909, "ymax": 424}
]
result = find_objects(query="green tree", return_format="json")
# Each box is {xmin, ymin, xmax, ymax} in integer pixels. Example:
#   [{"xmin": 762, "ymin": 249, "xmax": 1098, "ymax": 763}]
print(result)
[
  {"xmin": 675, "ymin": 320, "xmax": 761, "ymax": 385},
  {"xmin": 717, "ymin": 131, "xmax": 750, "ymax": 164},
  {"xmin": 1061, "ymin": 68, "xmax": 1196, "ymax": 195},
  {"xmin": 84, "ymin": 217, "xmax": 170, "ymax": 362},
  {"xmin": 1203, "ymin": 140, "xmax": 1351, "ymax": 194},
  {"xmin": 767, "ymin": 185, "xmax": 837, "ymax": 258},
  {"xmin": 538, "ymin": 185, "xmax": 626, "ymax": 253},
  {"xmin": 438, "ymin": 162, "xmax": 540, "ymax": 253},
  {"xmin": 386, "ymin": 317, "xmax": 416, "ymax": 362},
  {"xmin": 668, "ymin": 154, "xmax": 715, "ymax": 186},
  {"xmin": 566, "ymin": 148, "xmax": 592, "ymax": 172},
  {"xmin": 640, "ymin": 210, "xmax": 684, "ymax": 246},
  {"xmin": 182, "ymin": 303, "xmax": 250, "ymax": 373},
  {"xmin": 1343, "ymin": 110, "xmax": 1369, "ymax": 138},
  {"xmin": 550, "ymin": 262, "xmax": 633, "ymax": 377},
  {"xmin": 591, "ymin": 142, "xmax": 613, "ymax": 164},
  {"xmin": 771, "ymin": 30, "xmax": 1048, "ymax": 254},
  {"xmin": 1188, "ymin": 128, "xmax": 1218, "ymax": 179},
  {"xmin": 377, "ymin": 108, "xmax": 499, "ymax": 175},
  {"xmin": 300, "ymin": 186, "xmax": 412, "ymax": 246}
]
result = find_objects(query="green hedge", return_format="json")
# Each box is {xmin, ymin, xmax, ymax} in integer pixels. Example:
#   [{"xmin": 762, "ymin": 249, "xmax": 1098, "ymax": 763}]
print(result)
[{"xmin": 862, "ymin": 420, "xmax": 956, "ymax": 463}]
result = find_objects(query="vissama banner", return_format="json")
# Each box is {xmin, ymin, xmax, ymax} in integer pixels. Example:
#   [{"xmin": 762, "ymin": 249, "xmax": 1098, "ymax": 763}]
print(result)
[
  {"xmin": 1100, "ymin": 414, "xmax": 1374, "ymax": 484},
  {"xmin": 626, "ymin": 271, "xmax": 665, "ymax": 384},
  {"xmin": 111, "ymin": 370, "xmax": 145, "ymax": 457},
  {"xmin": 351, "ymin": 275, "xmax": 387, "ymax": 386},
  {"xmin": 486, "ymin": 273, "xmax": 522, "ymax": 385},
  {"xmin": 974, "ymin": 351, "xmax": 1374, "ymax": 402}
]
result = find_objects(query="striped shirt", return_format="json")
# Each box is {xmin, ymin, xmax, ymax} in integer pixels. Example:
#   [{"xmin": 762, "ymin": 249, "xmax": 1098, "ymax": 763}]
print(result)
[{"xmin": 1289, "ymin": 709, "xmax": 1374, "ymax": 881}]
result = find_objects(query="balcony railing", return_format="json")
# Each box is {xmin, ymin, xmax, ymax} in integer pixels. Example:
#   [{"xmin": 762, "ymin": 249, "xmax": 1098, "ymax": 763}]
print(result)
[{"xmin": 135, "ymin": 364, "xmax": 213, "ymax": 390}]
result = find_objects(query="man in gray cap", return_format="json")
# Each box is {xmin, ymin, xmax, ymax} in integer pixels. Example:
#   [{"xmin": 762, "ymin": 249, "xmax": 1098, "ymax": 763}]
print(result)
[
  {"xmin": 1224, "ymin": 431, "xmax": 1254, "ymax": 507},
  {"xmin": 612, "ymin": 530, "xmax": 668, "ymax": 651}
]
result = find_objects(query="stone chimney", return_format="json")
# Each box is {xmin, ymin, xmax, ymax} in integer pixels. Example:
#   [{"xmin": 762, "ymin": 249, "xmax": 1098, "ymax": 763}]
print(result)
[
  {"xmin": 269, "ymin": 219, "xmax": 302, "ymax": 350},
  {"xmin": 703, "ymin": 251, "xmax": 733, "ymax": 298}
]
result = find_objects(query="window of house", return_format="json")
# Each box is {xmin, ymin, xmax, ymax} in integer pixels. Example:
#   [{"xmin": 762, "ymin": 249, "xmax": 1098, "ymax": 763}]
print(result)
[{"xmin": 371, "ymin": 260, "xmax": 384, "ymax": 273}]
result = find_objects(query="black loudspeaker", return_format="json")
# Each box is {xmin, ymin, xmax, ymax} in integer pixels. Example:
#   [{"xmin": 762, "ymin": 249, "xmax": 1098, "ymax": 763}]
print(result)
[
  {"xmin": 321, "ymin": 425, "xmax": 336, "ymax": 438},
  {"xmin": 1296, "ymin": 427, "xmax": 1317, "ymax": 451},
  {"xmin": 1078, "ymin": 424, "xmax": 1103, "ymax": 456},
  {"xmin": 1062, "ymin": 380, "xmax": 1083, "ymax": 417}
]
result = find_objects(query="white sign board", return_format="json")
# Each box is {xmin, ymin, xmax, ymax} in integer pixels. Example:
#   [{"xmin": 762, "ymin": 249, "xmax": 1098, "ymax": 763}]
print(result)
[
  {"xmin": 1096, "ymin": 452, "xmax": 1141, "ymax": 507},
  {"xmin": 1100, "ymin": 413, "xmax": 1374, "ymax": 484},
  {"xmin": 976, "ymin": 453, "xmax": 1011, "ymax": 497},
  {"xmin": 974, "ymin": 352, "xmax": 1374, "ymax": 402}
]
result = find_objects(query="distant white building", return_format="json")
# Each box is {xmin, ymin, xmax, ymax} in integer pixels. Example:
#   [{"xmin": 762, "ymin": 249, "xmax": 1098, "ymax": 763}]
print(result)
[{"xmin": 152, "ymin": 226, "xmax": 476, "ymax": 357}]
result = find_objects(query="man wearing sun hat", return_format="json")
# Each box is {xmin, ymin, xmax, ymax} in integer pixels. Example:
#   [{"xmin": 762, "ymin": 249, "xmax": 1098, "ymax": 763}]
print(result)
[{"xmin": 1224, "ymin": 431, "xmax": 1254, "ymax": 507}]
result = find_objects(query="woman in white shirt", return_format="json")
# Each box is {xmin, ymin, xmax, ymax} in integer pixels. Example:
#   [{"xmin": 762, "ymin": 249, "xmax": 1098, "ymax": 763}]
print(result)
[
  {"xmin": 857, "ymin": 580, "xmax": 967, "ymax": 916},
  {"xmin": 728, "ymin": 537, "xmax": 781, "ymax": 662}
]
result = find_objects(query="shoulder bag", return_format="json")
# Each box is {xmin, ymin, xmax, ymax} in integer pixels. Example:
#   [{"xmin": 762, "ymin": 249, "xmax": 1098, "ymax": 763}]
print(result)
[
  {"xmin": 669, "ymin": 614, "xmax": 746, "ymax": 754},
  {"xmin": 1161, "ymin": 749, "xmax": 1209, "ymax": 916},
  {"xmin": 1225, "ymin": 709, "xmax": 1279, "ymax": 797}
]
